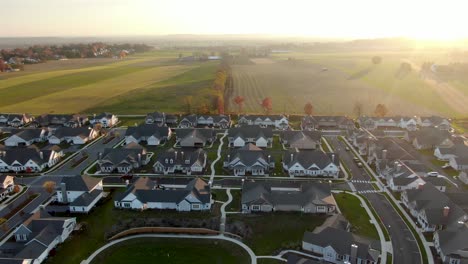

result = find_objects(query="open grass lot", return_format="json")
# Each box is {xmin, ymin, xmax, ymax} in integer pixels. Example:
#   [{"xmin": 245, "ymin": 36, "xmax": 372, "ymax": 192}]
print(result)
[
  {"xmin": 0, "ymin": 51, "xmax": 218, "ymax": 114},
  {"xmin": 227, "ymin": 213, "xmax": 327, "ymax": 255},
  {"xmin": 45, "ymin": 189, "xmax": 220, "ymax": 264},
  {"xmin": 231, "ymin": 51, "xmax": 467, "ymax": 117},
  {"xmin": 334, "ymin": 192, "xmax": 379, "ymax": 240},
  {"xmin": 90, "ymin": 237, "xmax": 251, "ymax": 264}
]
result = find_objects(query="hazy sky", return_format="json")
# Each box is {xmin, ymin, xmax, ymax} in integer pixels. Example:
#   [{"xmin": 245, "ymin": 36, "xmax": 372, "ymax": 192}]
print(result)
[{"xmin": 2, "ymin": 0, "xmax": 467, "ymax": 40}]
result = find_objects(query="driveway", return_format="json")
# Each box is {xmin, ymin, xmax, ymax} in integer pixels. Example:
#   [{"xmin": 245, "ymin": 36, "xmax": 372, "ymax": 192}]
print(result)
[{"xmin": 328, "ymin": 136, "xmax": 422, "ymax": 264}]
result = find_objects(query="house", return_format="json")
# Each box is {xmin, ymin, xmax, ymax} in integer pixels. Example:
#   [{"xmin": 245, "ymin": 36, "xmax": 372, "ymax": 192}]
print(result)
[
  {"xmin": 0, "ymin": 175, "xmax": 14, "ymax": 200},
  {"xmin": 48, "ymin": 127, "xmax": 99, "ymax": 145},
  {"xmin": 358, "ymin": 116, "xmax": 418, "ymax": 131},
  {"xmin": 114, "ymin": 177, "xmax": 211, "ymax": 211},
  {"xmin": 301, "ymin": 116, "xmax": 355, "ymax": 131},
  {"xmin": 434, "ymin": 224, "xmax": 468, "ymax": 264},
  {"xmin": 223, "ymin": 143, "xmax": 274, "ymax": 176},
  {"xmin": 381, "ymin": 160, "xmax": 426, "ymax": 192},
  {"xmin": 179, "ymin": 115, "xmax": 231, "ymax": 128},
  {"xmin": 0, "ymin": 211, "xmax": 76, "ymax": 264},
  {"xmin": 367, "ymin": 138, "xmax": 416, "ymax": 174},
  {"xmin": 125, "ymin": 124, "xmax": 171, "ymax": 146},
  {"xmin": 449, "ymin": 154, "xmax": 468, "ymax": 171},
  {"xmin": 4, "ymin": 129, "xmax": 47, "ymax": 147},
  {"xmin": 241, "ymin": 181, "xmax": 336, "ymax": 213},
  {"xmin": 89, "ymin": 112, "xmax": 118, "ymax": 128},
  {"xmin": 228, "ymin": 126, "xmax": 273, "ymax": 148},
  {"xmin": 401, "ymin": 183, "xmax": 467, "ymax": 232},
  {"xmin": 282, "ymin": 149, "xmax": 340, "ymax": 178},
  {"xmin": 238, "ymin": 115, "xmax": 289, "ymax": 130},
  {"xmin": 406, "ymin": 127, "xmax": 453, "ymax": 150},
  {"xmin": 56, "ymin": 175, "xmax": 103, "ymax": 213},
  {"xmin": 153, "ymin": 148, "xmax": 207, "ymax": 175},
  {"xmin": 176, "ymin": 128, "xmax": 216, "ymax": 147},
  {"xmin": 32, "ymin": 114, "xmax": 88, "ymax": 128},
  {"xmin": 280, "ymin": 130, "xmax": 322, "ymax": 150},
  {"xmin": 98, "ymin": 143, "xmax": 150, "ymax": 173},
  {"xmin": 0, "ymin": 146, "xmax": 63, "ymax": 173},
  {"xmin": 145, "ymin": 112, "xmax": 166, "ymax": 126},
  {"xmin": 0, "ymin": 114, "xmax": 34, "ymax": 127},
  {"xmin": 419, "ymin": 116, "xmax": 451, "ymax": 131},
  {"xmin": 434, "ymin": 143, "xmax": 468, "ymax": 161},
  {"xmin": 165, "ymin": 114, "xmax": 178, "ymax": 127},
  {"xmin": 458, "ymin": 170, "xmax": 468, "ymax": 185},
  {"xmin": 302, "ymin": 227, "xmax": 381, "ymax": 264},
  {"xmin": 349, "ymin": 130, "xmax": 375, "ymax": 156}
]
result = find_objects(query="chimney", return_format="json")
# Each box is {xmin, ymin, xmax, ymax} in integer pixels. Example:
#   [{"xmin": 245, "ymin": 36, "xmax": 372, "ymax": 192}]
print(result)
[
  {"xmin": 350, "ymin": 244, "xmax": 358, "ymax": 264},
  {"xmin": 175, "ymin": 151, "xmax": 178, "ymax": 160},
  {"xmin": 181, "ymin": 151, "xmax": 184, "ymax": 160},
  {"xmin": 397, "ymin": 164, "xmax": 402, "ymax": 172},
  {"xmin": 418, "ymin": 183, "xmax": 424, "ymax": 190},
  {"xmin": 39, "ymin": 151, "xmax": 43, "ymax": 160},
  {"xmin": 227, "ymin": 154, "xmax": 230, "ymax": 162},
  {"xmin": 331, "ymin": 154, "xmax": 335, "ymax": 163},
  {"xmin": 443, "ymin": 206, "xmax": 450, "ymax": 217},
  {"xmin": 268, "ymin": 155, "xmax": 271, "ymax": 164},
  {"xmin": 98, "ymin": 152, "xmax": 102, "ymax": 160},
  {"xmin": 382, "ymin": 149, "xmax": 387, "ymax": 160},
  {"xmin": 60, "ymin": 182, "xmax": 68, "ymax": 203}
]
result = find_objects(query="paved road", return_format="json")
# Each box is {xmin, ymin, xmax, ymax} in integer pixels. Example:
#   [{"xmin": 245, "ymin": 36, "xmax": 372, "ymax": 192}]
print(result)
[{"xmin": 328, "ymin": 137, "xmax": 422, "ymax": 264}]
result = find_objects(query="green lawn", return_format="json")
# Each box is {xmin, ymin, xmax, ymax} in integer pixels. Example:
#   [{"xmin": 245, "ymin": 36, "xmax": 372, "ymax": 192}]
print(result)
[
  {"xmin": 212, "ymin": 189, "xmax": 228, "ymax": 202},
  {"xmin": 334, "ymin": 192, "xmax": 379, "ymax": 240},
  {"xmin": 90, "ymin": 237, "xmax": 251, "ymax": 264},
  {"xmin": 227, "ymin": 213, "xmax": 327, "ymax": 255},
  {"xmin": 118, "ymin": 117, "xmax": 144, "ymax": 127},
  {"xmin": 46, "ymin": 189, "xmax": 219, "ymax": 264},
  {"xmin": 227, "ymin": 190, "xmax": 241, "ymax": 212},
  {"xmin": 257, "ymin": 259, "xmax": 287, "ymax": 264}
]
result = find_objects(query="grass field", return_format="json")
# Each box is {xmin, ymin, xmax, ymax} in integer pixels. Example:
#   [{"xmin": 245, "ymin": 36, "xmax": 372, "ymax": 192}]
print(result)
[
  {"xmin": 0, "ymin": 51, "xmax": 217, "ymax": 114},
  {"xmin": 89, "ymin": 237, "xmax": 251, "ymax": 264},
  {"xmin": 231, "ymin": 51, "xmax": 466, "ymax": 117}
]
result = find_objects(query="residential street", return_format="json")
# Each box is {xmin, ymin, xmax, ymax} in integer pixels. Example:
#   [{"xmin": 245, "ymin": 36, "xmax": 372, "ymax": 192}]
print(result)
[{"xmin": 328, "ymin": 136, "xmax": 422, "ymax": 264}]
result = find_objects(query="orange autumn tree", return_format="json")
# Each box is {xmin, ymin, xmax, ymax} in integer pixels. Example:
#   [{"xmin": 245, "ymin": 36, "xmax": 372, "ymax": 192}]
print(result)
[
  {"xmin": 233, "ymin": 96, "xmax": 245, "ymax": 113},
  {"xmin": 261, "ymin": 97, "xmax": 273, "ymax": 114},
  {"xmin": 304, "ymin": 102, "xmax": 314, "ymax": 116}
]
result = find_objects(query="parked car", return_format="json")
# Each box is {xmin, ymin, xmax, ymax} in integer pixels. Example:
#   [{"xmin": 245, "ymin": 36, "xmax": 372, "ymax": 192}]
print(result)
[
  {"xmin": 345, "ymin": 147, "xmax": 350, "ymax": 151},
  {"xmin": 353, "ymin": 157, "xmax": 359, "ymax": 162},
  {"xmin": 427, "ymin": 171, "xmax": 439, "ymax": 177},
  {"xmin": 357, "ymin": 162, "xmax": 363, "ymax": 168}
]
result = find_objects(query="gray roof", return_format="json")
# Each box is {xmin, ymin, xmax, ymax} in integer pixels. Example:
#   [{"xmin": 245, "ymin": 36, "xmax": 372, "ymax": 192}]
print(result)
[
  {"xmin": 10, "ymin": 129, "xmax": 43, "ymax": 141},
  {"xmin": 179, "ymin": 114, "xmax": 198, "ymax": 124},
  {"xmin": 198, "ymin": 115, "xmax": 231, "ymax": 123},
  {"xmin": 423, "ymin": 177, "xmax": 447, "ymax": 187},
  {"xmin": 15, "ymin": 240, "xmax": 47, "ymax": 259},
  {"xmin": 239, "ymin": 115, "xmax": 286, "ymax": 122},
  {"xmin": 125, "ymin": 124, "xmax": 170, "ymax": 139},
  {"xmin": 94, "ymin": 112, "xmax": 114, "ymax": 119},
  {"xmin": 437, "ymin": 144, "xmax": 468, "ymax": 158},
  {"xmin": 51, "ymin": 127, "xmax": 92, "ymax": 139},
  {"xmin": 61, "ymin": 175, "xmax": 101, "ymax": 192},
  {"xmin": 302, "ymin": 116, "xmax": 354, "ymax": 127},
  {"xmin": 280, "ymin": 130, "xmax": 321, "ymax": 149},
  {"xmin": 372, "ymin": 138, "xmax": 414, "ymax": 161},
  {"xmin": 33, "ymin": 114, "xmax": 87, "ymax": 126},
  {"xmin": 303, "ymin": 227, "xmax": 380, "ymax": 261},
  {"xmin": 225, "ymin": 144, "xmax": 272, "ymax": 168},
  {"xmin": 70, "ymin": 189, "xmax": 103, "ymax": 206},
  {"xmin": 242, "ymin": 181, "xmax": 335, "ymax": 208},
  {"xmin": 436, "ymin": 226, "xmax": 468, "ymax": 258},
  {"xmin": 155, "ymin": 148, "xmax": 206, "ymax": 168},
  {"xmin": 228, "ymin": 126, "xmax": 273, "ymax": 140},
  {"xmin": 100, "ymin": 146, "xmax": 146, "ymax": 166},
  {"xmin": 0, "ymin": 147, "xmax": 48, "ymax": 165},
  {"xmin": 408, "ymin": 127, "xmax": 451, "ymax": 146},
  {"xmin": 283, "ymin": 149, "xmax": 339, "ymax": 169},
  {"xmin": 176, "ymin": 128, "xmax": 215, "ymax": 144}
]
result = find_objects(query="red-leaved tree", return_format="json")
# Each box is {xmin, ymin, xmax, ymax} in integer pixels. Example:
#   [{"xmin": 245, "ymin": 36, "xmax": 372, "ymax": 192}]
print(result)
[
  {"xmin": 261, "ymin": 97, "xmax": 273, "ymax": 114},
  {"xmin": 304, "ymin": 102, "xmax": 313, "ymax": 116},
  {"xmin": 233, "ymin": 96, "xmax": 245, "ymax": 113}
]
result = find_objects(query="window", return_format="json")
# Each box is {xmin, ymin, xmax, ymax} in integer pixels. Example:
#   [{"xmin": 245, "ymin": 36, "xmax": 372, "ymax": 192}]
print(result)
[
  {"xmin": 124, "ymin": 203, "xmax": 131, "ymax": 208},
  {"xmin": 192, "ymin": 204, "xmax": 201, "ymax": 209},
  {"xmin": 170, "ymin": 159, "xmax": 173, "ymax": 164},
  {"xmin": 252, "ymin": 205, "xmax": 260, "ymax": 211}
]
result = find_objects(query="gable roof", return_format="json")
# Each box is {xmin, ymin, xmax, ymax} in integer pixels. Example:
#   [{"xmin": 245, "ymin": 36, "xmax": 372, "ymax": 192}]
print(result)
[
  {"xmin": 125, "ymin": 124, "xmax": 170, "ymax": 139},
  {"xmin": 408, "ymin": 127, "xmax": 452, "ymax": 146},
  {"xmin": 280, "ymin": 130, "xmax": 321, "ymax": 149},
  {"xmin": 9, "ymin": 129, "xmax": 43, "ymax": 141},
  {"xmin": 155, "ymin": 148, "xmax": 206, "ymax": 168},
  {"xmin": 228, "ymin": 126, "xmax": 273, "ymax": 140},
  {"xmin": 238, "ymin": 115, "xmax": 286, "ymax": 122},
  {"xmin": 50, "ymin": 127, "xmax": 92, "ymax": 139},
  {"xmin": 176, "ymin": 128, "xmax": 215, "ymax": 144},
  {"xmin": 100, "ymin": 146, "xmax": 146, "ymax": 166},
  {"xmin": 61, "ymin": 175, "xmax": 101, "ymax": 192},
  {"xmin": 283, "ymin": 149, "xmax": 339, "ymax": 169},
  {"xmin": 0, "ymin": 147, "xmax": 49, "ymax": 165},
  {"xmin": 226, "ymin": 143, "xmax": 272, "ymax": 167}
]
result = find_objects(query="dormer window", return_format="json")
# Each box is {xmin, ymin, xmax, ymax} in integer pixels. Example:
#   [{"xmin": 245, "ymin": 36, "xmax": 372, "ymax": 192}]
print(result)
[
  {"xmin": 170, "ymin": 159, "xmax": 173, "ymax": 164},
  {"xmin": 165, "ymin": 158, "xmax": 168, "ymax": 163}
]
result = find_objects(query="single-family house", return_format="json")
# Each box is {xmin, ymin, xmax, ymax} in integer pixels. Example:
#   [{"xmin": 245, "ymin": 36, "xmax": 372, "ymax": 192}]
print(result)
[
  {"xmin": 0, "ymin": 146, "xmax": 62, "ymax": 173},
  {"xmin": 434, "ymin": 143, "xmax": 468, "ymax": 161},
  {"xmin": 89, "ymin": 112, "xmax": 118, "ymax": 128},
  {"xmin": 406, "ymin": 127, "xmax": 453, "ymax": 150},
  {"xmin": 176, "ymin": 128, "xmax": 216, "ymax": 148},
  {"xmin": 56, "ymin": 175, "xmax": 103, "ymax": 213},
  {"xmin": 4, "ymin": 129, "xmax": 47, "ymax": 147},
  {"xmin": 125, "ymin": 124, "xmax": 171, "ymax": 146},
  {"xmin": 238, "ymin": 115, "xmax": 289, "ymax": 130},
  {"xmin": 165, "ymin": 114, "xmax": 178, "ymax": 127},
  {"xmin": 241, "ymin": 181, "xmax": 337, "ymax": 213},
  {"xmin": 358, "ymin": 116, "xmax": 418, "ymax": 131},
  {"xmin": 301, "ymin": 116, "xmax": 355, "ymax": 131},
  {"xmin": 178, "ymin": 114, "xmax": 231, "ymax": 128},
  {"xmin": 458, "ymin": 170, "xmax": 468, "ymax": 185},
  {"xmin": 153, "ymin": 148, "xmax": 207, "ymax": 175},
  {"xmin": 32, "ymin": 114, "xmax": 88, "ymax": 128},
  {"xmin": 0, "ymin": 114, "xmax": 34, "ymax": 127},
  {"xmin": 145, "ymin": 112, "xmax": 166, "ymax": 126},
  {"xmin": 0, "ymin": 211, "xmax": 76, "ymax": 264},
  {"xmin": 223, "ymin": 143, "xmax": 274, "ymax": 176},
  {"xmin": 434, "ymin": 224, "xmax": 468, "ymax": 264},
  {"xmin": 349, "ymin": 130, "xmax": 375, "ymax": 156},
  {"xmin": 48, "ymin": 127, "xmax": 99, "ymax": 145},
  {"xmin": 282, "ymin": 149, "xmax": 340, "ymax": 178},
  {"xmin": 449, "ymin": 155, "xmax": 468, "ymax": 171},
  {"xmin": 178, "ymin": 114, "xmax": 198, "ymax": 128},
  {"xmin": 280, "ymin": 130, "xmax": 322, "ymax": 150},
  {"xmin": 367, "ymin": 138, "xmax": 416, "ymax": 174},
  {"xmin": 98, "ymin": 143, "xmax": 150, "ymax": 173},
  {"xmin": 0, "ymin": 175, "xmax": 14, "ymax": 200},
  {"xmin": 114, "ymin": 177, "xmax": 211, "ymax": 211},
  {"xmin": 228, "ymin": 126, "xmax": 273, "ymax": 148},
  {"xmin": 419, "ymin": 116, "xmax": 451, "ymax": 131}
]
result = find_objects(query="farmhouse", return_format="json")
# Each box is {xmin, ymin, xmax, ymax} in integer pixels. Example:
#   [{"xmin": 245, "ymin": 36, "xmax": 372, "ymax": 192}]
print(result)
[
  {"xmin": 238, "ymin": 115, "xmax": 288, "ymax": 130},
  {"xmin": 48, "ymin": 127, "xmax": 99, "ymax": 145},
  {"xmin": 176, "ymin": 128, "xmax": 216, "ymax": 148},
  {"xmin": 114, "ymin": 177, "xmax": 211, "ymax": 211},
  {"xmin": 0, "ymin": 211, "xmax": 76, "ymax": 264},
  {"xmin": 419, "ymin": 116, "xmax": 451, "ymax": 131},
  {"xmin": 98, "ymin": 143, "xmax": 150, "ymax": 173},
  {"xmin": 280, "ymin": 130, "xmax": 322, "ymax": 150},
  {"xmin": 241, "ymin": 181, "xmax": 336, "ymax": 213},
  {"xmin": 89, "ymin": 112, "xmax": 118, "ymax": 128},
  {"xmin": 32, "ymin": 114, "xmax": 88, "ymax": 128},
  {"xmin": 179, "ymin": 114, "xmax": 231, "ymax": 128},
  {"xmin": 405, "ymin": 127, "xmax": 453, "ymax": 150},
  {"xmin": 0, "ymin": 113, "xmax": 34, "ymax": 127},
  {"xmin": 0, "ymin": 175, "xmax": 14, "ymax": 200},
  {"xmin": 153, "ymin": 148, "xmax": 207, "ymax": 175},
  {"xmin": 125, "ymin": 124, "xmax": 171, "ymax": 146},
  {"xmin": 301, "ymin": 116, "xmax": 355, "ymax": 131},
  {"xmin": 282, "ymin": 149, "xmax": 340, "ymax": 178},
  {"xmin": 56, "ymin": 175, "xmax": 103, "ymax": 213},
  {"xmin": 223, "ymin": 143, "xmax": 274, "ymax": 176},
  {"xmin": 302, "ymin": 227, "xmax": 381, "ymax": 264},
  {"xmin": 228, "ymin": 126, "xmax": 273, "ymax": 148},
  {"xmin": 0, "ymin": 146, "xmax": 62, "ymax": 173},
  {"xmin": 4, "ymin": 129, "xmax": 47, "ymax": 147}
]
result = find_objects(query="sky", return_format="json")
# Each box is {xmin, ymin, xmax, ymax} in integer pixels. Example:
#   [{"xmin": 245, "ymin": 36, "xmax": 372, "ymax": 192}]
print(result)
[{"xmin": 2, "ymin": 0, "xmax": 468, "ymax": 40}]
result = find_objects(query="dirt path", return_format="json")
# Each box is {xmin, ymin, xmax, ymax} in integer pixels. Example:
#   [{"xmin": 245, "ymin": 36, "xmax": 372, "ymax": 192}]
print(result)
[{"xmin": 406, "ymin": 60, "xmax": 468, "ymax": 115}]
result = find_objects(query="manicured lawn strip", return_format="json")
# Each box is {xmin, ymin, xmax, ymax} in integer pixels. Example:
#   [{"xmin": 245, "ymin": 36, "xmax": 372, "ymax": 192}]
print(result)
[
  {"xmin": 226, "ymin": 190, "xmax": 241, "ymax": 212},
  {"xmin": 383, "ymin": 193, "xmax": 428, "ymax": 264},
  {"xmin": 257, "ymin": 258, "xmax": 287, "ymax": 264},
  {"xmin": 212, "ymin": 189, "xmax": 228, "ymax": 202},
  {"xmin": 118, "ymin": 117, "xmax": 145, "ymax": 127},
  {"xmin": 334, "ymin": 193, "xmax": 379, "ymax": 240},
  {"xmin": 321, "ymin": 139, "xmax": 331, "ymax": 152},
  {"xmin": 227, "ymin": 213, "xmax": 327, "ymax": 255},
  {"xmin": 361, "ymin": 194, "xmax": 391, "ymax": 241},
  {"xmin": 386, "ymin": 253, "xmax": 393, "ymax": 264},
  {"xmin": 341, "ymin": 159, "xmax": 352, "ymax": 179},
  {"xmin": 90, "ymin": 237, "xmax": 251, "ymax": 264}
]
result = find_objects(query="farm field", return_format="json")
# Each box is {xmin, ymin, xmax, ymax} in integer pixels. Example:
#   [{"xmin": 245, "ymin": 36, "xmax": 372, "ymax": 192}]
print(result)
[
  {"xmin": 0, "ymin": 51, "xmax": 217, "ymax": 114},
  {"xmin": 231, "ymin": 51, "xmax": 467, "ymax": 117}
]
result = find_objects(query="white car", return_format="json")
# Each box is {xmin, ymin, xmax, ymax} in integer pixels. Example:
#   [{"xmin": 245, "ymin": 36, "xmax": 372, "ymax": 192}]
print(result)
[{"xmin": 426, "ymin": 172, "xmax": 439, "ymax": 177}]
